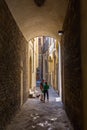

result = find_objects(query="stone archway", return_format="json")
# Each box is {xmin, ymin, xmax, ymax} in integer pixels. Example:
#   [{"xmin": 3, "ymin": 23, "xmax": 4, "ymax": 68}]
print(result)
[{"xmin": 5, "ymin": 0, "xmax": 68, "ymax": 41}]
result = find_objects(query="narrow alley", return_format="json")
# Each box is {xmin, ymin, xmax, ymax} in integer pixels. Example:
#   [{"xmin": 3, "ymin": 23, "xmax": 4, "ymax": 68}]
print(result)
[
  {"xmin": 0, "ymin": 0, "xmax": 87, "ymax": 130},
  {"xmin": 6, "ymin": 87, "xmax": 73, "ymax": 130}
]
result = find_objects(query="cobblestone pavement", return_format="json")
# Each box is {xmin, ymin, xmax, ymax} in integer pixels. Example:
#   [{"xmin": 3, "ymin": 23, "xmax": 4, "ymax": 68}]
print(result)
[{"xmin": 6, "ymin": 87, "xmax": 74, "ymax": 130}]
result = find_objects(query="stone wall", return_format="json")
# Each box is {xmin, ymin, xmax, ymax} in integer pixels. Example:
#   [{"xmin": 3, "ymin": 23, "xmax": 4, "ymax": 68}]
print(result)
[
  {"xmin": 80, "ymin": 0, "xmax": 87, "ymax": 129},
  {"xmin": 61, "ymin": 0, "xmax": 82, "ymax": 129},
  {"xmin": 0, "ymin": 0, "xmax": 28, "ymax": 129}
]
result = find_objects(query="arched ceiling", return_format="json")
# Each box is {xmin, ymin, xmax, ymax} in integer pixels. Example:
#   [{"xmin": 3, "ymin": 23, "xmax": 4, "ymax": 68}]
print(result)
[{"xmin": 5, "ymin": 0, "xmax": 68, "ymax": 41}]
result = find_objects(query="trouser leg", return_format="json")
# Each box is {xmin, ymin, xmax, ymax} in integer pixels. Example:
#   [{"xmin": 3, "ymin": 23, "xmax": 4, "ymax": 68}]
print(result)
[
  {"xmin": 47, "ymin": 90, "xmax": 49, "ymax": 100},
  {"xmin": 44, "ymin": 91, "xmax": 46, "ymax": 101}
]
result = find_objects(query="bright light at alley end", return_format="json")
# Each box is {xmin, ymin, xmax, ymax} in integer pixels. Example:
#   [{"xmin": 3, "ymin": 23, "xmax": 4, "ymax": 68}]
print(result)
[{"xmin": 58, "ymin": 30, "xmax": 64, "ymax": 36}]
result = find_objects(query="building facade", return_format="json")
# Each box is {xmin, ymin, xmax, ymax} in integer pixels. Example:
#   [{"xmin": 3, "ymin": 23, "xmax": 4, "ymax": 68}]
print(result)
[{"xmin": 28, "ymin": 38, "xmax": 38, "ymax": 92}]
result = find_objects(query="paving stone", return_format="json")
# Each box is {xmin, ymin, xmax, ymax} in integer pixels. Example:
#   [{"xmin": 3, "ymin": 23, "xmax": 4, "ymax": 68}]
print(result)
[{"xmin": 6, "ymin": 87, "xmax": 74, "ymax": 130}]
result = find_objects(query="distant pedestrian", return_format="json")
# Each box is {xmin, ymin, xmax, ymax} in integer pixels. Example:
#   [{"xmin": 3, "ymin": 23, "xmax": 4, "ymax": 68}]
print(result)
[{"xmin": 43, "ymin": 82, "xmax": 49, "ymax": 102}]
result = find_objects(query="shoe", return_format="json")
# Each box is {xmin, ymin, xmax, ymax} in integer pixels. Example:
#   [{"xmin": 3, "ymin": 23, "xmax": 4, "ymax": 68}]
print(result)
[{"xmin": 40, "ymin": 99, "xmax": 43, "ymax": 101}]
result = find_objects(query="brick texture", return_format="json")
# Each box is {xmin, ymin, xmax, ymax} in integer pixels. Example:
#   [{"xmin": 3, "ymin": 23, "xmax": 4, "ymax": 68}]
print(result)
[
  {"xmin": 61, "ymin": 0, "xmax": 82, "ymax": 129},
  {"xmin": 0, "ymin": 0, "xmax": 28, "ymax": 129}
]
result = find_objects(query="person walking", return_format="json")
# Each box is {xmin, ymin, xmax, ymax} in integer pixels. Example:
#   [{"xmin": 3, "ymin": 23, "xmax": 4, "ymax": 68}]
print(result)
[{"xmin": 43, "ymin": 82, "xmax": 49, "ymax": 102}]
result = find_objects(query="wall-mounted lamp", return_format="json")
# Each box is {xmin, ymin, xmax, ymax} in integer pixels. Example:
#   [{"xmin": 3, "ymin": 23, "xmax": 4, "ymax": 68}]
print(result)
[
  {"xmin": 58, "ymin": 30, "xmax": 64, "ymax": 36},
  {"xmin": 34, "ymin": 0, "xmax": 46, "ymax": 7}
]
